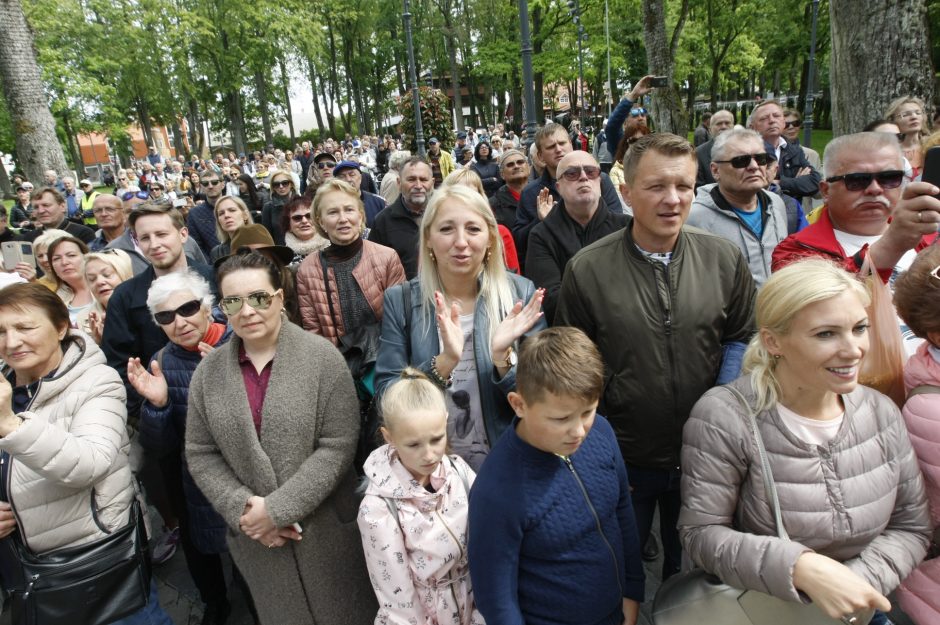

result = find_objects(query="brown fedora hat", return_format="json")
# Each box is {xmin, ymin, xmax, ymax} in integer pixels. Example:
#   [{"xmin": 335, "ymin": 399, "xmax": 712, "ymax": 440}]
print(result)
[{"xmin": 213, "ymin": 224, "xmax": 295, "ymax": 268}]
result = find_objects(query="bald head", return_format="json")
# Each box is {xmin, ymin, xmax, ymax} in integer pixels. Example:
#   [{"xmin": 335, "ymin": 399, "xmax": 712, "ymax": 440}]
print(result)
[{"xmin": 556, "ymin": 151, "xmax": 601, "ymax": 215}]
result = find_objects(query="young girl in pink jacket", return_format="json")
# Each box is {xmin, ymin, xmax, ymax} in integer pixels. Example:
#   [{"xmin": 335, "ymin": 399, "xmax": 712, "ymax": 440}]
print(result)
[
  {"xmin": 358, "ymin": 368, "xmax": 484, "ymax": 625},
  {"xmin": 894, "ymin": 245, "xmax": 940, "ymax": 625}
]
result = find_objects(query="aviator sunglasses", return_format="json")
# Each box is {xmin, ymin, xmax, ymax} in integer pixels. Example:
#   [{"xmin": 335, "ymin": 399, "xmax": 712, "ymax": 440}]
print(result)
[
  {"xmin": 560, "ymin": 165, "xmax": 602, "ymax": 181},
  {"xmin": 219, "ymin": 290, "xmax": 280, "ymax": 316}
]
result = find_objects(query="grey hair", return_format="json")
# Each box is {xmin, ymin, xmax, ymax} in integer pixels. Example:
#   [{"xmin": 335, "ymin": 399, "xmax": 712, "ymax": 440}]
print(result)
[
  {"xmin": 388, "ymin": 150, "xmax": 412, "ymax": 172},
  {"xmin": 822, "ymin": 132, "xmax": 903, "ymax": 179},
  {"xmin": 146, "ymin": 270, "xmax": 214, "ymax": 321},
  {"xmin": 711, "ymin": 128, "xmax": 765, "ymax": 162}
]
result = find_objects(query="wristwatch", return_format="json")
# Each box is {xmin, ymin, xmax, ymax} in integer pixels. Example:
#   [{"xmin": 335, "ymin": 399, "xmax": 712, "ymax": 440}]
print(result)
[{"xmin": 497, "ymin": 347, "xmax": 517, "ymax": 368}]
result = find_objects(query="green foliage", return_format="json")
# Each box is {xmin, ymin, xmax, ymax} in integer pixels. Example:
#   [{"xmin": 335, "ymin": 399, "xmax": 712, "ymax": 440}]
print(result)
[{"xmin": 398, "ymin": 87, "xmax": 455, "ymax": 152}]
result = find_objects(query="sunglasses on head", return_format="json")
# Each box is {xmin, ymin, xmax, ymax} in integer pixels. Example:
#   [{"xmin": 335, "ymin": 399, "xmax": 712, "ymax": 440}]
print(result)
[
  {"xmin": 630, "ymin": 108, "xmax": 647, "ymax": 117},
  {"xmin": 154, "ymin": 299, "xmax": 202, "ymax": 325},
  {"xmin": 272, "ymin": 180, "xmax": 292, "ymax": 188},
  {"xmin": 713, "ymin": 153, "xmax": 773, "ymax": 168},
  {"xmin": 316, "ymin": 161, "xmax": 337, "ymax": 169},
  {"xmin": 825, "ymin": 170, "xmax": 904, "ymax": 192},
  {"xmin": 121, "ymin": 190, "xmax": 151, "ymax": 201},
  {"xmin": 219, "ymin": 290, "xmax": 279, "ymax": 316},
  {"xmin": 291, "ymin": 212, "xmax": 313, "ymax": 223},
  {"xmin": 784, "ymin": 120, "xmax": 801, "ymax": 129},
  {"xmin": 560, "ymin": 165, "xmax": 602, "ymax": 181},
  {"xmin": 201, "ymin": 179, "xmax": 222, "ymax": 187}
]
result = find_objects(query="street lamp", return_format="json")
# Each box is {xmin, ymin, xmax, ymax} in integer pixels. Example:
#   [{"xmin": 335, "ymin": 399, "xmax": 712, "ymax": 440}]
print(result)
[
  {"xmin": 403, "ymin": 0, "xmax": 426, "ymax": 157},
  {"xmin": 518, "ymin": 0, "xmax": 538, "ymax": 149},
  {"xmin": 802, "ymin": 0, "xmax": 820, "ymax": 148},
  {"xmin": 567, "ymin": 0, "xmax": 587, "ymax": 119}
]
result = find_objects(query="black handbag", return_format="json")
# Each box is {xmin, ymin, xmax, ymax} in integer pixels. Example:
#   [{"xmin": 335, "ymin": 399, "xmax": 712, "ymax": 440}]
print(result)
[
  {"xmin": 0, "ymin": 497, "xmax": 152, "ymax": 625},
  {"xmin": 651, "ymin": 387, "xmax": 874, "ymax": 625}
]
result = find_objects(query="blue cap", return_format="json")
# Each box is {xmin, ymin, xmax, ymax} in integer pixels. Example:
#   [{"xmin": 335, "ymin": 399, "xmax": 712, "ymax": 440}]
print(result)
[
  {"xmin": 456, "ymin": 131, "xmax": 467, "ymax": 140},
  {"xmin": 428, "ymin": 137, "xmax": 440, "ymax": 144},
  {"xmin": 333, "ymin": 160, "xmax": 361, "ymax": 176}
]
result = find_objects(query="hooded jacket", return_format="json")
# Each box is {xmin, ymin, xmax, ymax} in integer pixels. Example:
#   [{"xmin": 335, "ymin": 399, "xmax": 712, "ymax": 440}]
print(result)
[
  {"xmin": 679, "ymin": 376, "xmax": 931, "ymax": 603},
  {"xmin": 896, "ymin": 343, "xmax": 940, "ymax": 624},
  {"xmin": 358, "ymin": 446, "xmax": 483, "ymax": 625},
  {"xmin": 687, "ymin": 184, "xmax": 789, "ymax": 288},
  {"xmin": 0, "ymin": 332, "xmax": 135, "ymax": 554}
]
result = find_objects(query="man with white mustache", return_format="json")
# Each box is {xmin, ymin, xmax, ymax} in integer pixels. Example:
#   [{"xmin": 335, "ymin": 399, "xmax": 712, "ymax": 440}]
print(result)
[{"xmin": 772, "ymin": 132, "xmax": 940, "ymax": 282}]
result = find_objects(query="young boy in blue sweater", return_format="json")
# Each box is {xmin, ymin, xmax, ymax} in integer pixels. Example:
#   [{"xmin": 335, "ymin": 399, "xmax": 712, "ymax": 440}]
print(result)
[{"xmin": 468, "ymin": 327, "xmax": 644, "ymax": 625}]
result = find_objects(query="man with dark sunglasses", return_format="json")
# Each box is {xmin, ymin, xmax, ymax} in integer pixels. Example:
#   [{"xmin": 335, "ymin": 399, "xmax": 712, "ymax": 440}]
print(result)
[
  {"xmin": 748, "ymin": 100, "xmax": 820, "ymax": 202},
  {"xmin": 186, "ymin": 170, "xmax": 225, "ymax": 259},
  {"xmin": 688, "ymin": 129, "xmax": 789, "ymax": 287},
  {"xmin": 525, "ymin": 151, "xmax": 627, "ymax": 323},
  {"xmin": 773, "ymin": 132, "xmax": 940, "ymax": 282},
  {"xmin": 489, "ymin": 149, "xmax": 531, "ymax": 229}
]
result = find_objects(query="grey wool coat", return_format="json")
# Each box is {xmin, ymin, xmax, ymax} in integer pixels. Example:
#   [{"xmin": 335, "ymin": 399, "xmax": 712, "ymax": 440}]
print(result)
[{"xmin": 185, "ymin": 321, "xmax": 377, "ymax": 625}]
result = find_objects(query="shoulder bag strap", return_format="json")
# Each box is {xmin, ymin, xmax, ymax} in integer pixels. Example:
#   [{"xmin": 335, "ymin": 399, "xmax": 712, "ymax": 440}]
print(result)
[
  {"xmin": 319, "ymin": 253, "xmax": 340, "ymax": 329},
  {"xmin": 401, "ymin": 281, "xmax": 412, "ymax": 363},
  {"xmin": 723, "ymin": 386, "xmax": 790, "ymax": 541},
  {"xmin": 909, "ymin": 384, "xmax": 940, "ymax": 397},
  {"xmin": 448, "ymin": 455, "xmax": 471, "ymax": 496}
]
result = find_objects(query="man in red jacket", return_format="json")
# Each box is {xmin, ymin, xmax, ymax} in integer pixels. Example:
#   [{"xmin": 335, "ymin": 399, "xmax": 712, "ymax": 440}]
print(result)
[{"xmin": 772, "ymin": 132, "xmax": 940, "ymax": 282}]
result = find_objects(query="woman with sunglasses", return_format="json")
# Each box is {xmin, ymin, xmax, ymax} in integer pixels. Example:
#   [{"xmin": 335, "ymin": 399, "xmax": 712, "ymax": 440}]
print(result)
[
  {"xmin": 280, "ymin": 196, "xmax": 329, "ymax": 270},
  {"xmin": 210, "ymin": 196, "xmax": 254, "ymax": 262},
  {"xmin": 609, "ymin": 119, "xmax": 651, "ymax": 190},
  {"xmin": 887, "ymin": 96, "xmax": 931, "ymax": 177},
  {"xmin": 262, "ymin": 171, "xmax": 298, "ymax": 245},
  {"xmin": 112, "ymin": 169, "xmax": 140, "ymax": 196},
  {"xmin": 470, "ymin": 141, "xmax": 502, "ymax": 198},
  {"xmin": 186, "ymin": 252, "xmax": 376, "ymax": 625},
  {"xmin": 375, "ymin": 185, "xmax": 546, "ymax": 471},
  {"xmin": 604, "ymin": 75, "xmax": 655, "ymax": 158},
  {"xmin": 129, "ymin": 271, "xmax": 233, "ymax": 624}
]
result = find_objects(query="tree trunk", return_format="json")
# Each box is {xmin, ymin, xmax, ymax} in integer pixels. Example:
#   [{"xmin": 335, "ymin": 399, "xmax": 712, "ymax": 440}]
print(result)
[
  {"xmin": 305, "ymin": 57, "xmax": 328, "ymax": 133},
  {"xmin": 641, "ymin": 0, "xmax": 690, "ymax": 135},
  {"xmin": 532, "ymin": 5, "xmax": 544, "ymax": 122},
  {"xmin": 830, "ymin": 0, "xmax": 934, "ymax": 135},
  {"xmin": 253, "ymin": 70, "xmax": 274, "ymax": 148},
  {"xmin": 226, "ymin": 90, "xmax": 247, "ymax": 155},
  {"xmin": 0, "ymin": 0, "xmax": 70, "ymax": 183},
  {"xmin": 136, "ymin": 96, "xmax": 154, "ymax": 148},
  {"xmin": 443, "ymin": 31, "xmax": 464, "ymax": 131},
  {"xmin": 278, "ymin": 56, "xmax": 296, "ymax": 145}
]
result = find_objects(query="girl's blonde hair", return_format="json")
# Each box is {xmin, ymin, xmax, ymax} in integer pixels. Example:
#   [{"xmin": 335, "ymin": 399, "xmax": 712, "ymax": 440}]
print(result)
[
  {"xmin": 380, "ymin": 367, "xmax": 447, "ymax": 432},
  {"xmin": 213, "ymin": 195, "xmax": 253, "ymax": 244},
  {"xmin": 742, "ymin": 259, "xmax": 870, "ymax": 411},
  {"xmin": 417, "ymin": 185, "xmax": 512, "ymax": 344},
  {"xmin": 442, "ymin": 168, "xmax": 485, "ymax": 197}
]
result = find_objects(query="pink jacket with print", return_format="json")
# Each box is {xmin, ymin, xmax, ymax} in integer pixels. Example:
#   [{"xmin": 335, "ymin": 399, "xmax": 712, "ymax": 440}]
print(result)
[
  {"xmin": 358, "ymin": 445, "xmax": 485, "ymax": 625},
  {"xmin": 896, "ymin": 343, "xmax": 940, "ymax": 625}
]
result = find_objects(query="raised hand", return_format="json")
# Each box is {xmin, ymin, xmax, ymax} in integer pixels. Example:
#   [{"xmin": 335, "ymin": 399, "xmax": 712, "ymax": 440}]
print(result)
[
  {"xmin": 434, "ymin": 291, "xmax": 464, "ymax": 374},
  {"xmin": 491, "ymin": 288, "xmax": 544, "ymax": 358},
  {"xmin": 537, "ymin": 188, "xmax": 554, "ymax": 221},
  {"xmin": 127, "ymin": 357, "xmax": 169, "ymax": 408}
]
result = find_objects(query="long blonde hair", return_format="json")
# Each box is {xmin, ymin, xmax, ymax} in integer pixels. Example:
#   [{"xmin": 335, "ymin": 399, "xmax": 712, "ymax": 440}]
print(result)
[
  {"xmin": 742, "ymin": 259, "xmax": 870, "ymax": 411},
  {"xmin": 417, "ymin": 185, "xmax": 513, "ymax": 344}
]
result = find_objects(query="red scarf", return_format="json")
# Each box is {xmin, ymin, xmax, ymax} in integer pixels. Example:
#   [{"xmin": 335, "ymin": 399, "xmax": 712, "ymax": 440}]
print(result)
[{"xmin": 182, "ymin": 322, "xmax": 226, "ymax": 352}]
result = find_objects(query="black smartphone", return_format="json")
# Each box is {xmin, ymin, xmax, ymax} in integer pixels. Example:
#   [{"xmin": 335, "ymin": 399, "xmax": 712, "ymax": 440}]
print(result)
[
  {"xmin": 650, "ymin": 76, "xmax": 668, "ymax": 88},
  {"xmin": 921, "ymin": 146, "xmax": 940, "ymax": 194}
]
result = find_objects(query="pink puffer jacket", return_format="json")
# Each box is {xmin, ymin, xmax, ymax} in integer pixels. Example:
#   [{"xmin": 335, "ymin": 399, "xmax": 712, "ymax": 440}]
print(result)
[{"xmin": 896, "ymin": 342, "xmax": 940, "ymax": 625}]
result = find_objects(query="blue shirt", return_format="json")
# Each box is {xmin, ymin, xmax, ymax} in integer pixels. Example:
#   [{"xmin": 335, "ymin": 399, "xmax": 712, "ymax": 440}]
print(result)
[{"xmin": 731, "ymin": 196, "xmax": 764, "ymax": 238}]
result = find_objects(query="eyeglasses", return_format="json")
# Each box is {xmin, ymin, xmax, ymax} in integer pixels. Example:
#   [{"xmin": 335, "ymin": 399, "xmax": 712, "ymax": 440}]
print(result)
[
  {"xmin": 898, "ymin": 109, "xmax": 923, "ymax": 119},
  {"xmin": 630, "ymin": 108, "xmax": 647, "ymax": 117},
  {"xmin": 219, "ymin": 290, "xmax": 280, "ymax": 316},
  {"xmin": 291, "ymin": 212, "xmax": 313, "ymax": 223},
  {"xmin": 272, "ymin": 180, "xmax": 292, "ymax": 188},
  {"xmin": 825, "ymin": 170, "xmax": 904, "ymax": 192},
  {"xmin": 201, "ymin": 179, "xmax": 222, "ymax": 187},
  {"xmin": 502, "ymin": 159, "xmax": 527, "ymax": 169},
  {"xmin": 713, "ymin": 153, "xmax": 773, "ymax": 168},
  {"xmin": 560, "ymin": 165, "xmax": 602, "ymax": 181},
  {"xmin": 784, "ymin": 120, "xmax": 801, "ymax": 129},
  {"xmin": 316, "ymin": 161, "xmax": 337, "ymax": 169},
  {"xmin": 153, "ymin": 299, "xmax": 203, "ymax": 325},
  {"xmin": 121, "ymin": 190, "xmax": 150, "ymax": 201}
]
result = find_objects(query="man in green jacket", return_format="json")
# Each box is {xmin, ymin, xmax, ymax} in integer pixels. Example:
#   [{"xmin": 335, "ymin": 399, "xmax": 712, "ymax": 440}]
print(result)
[{"xmin": 556, "ymin": 133, "xmax": 757, "ymax": 582}]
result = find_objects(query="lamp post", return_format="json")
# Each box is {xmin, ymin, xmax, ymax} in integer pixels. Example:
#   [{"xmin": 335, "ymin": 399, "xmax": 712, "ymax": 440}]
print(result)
[
  {"xmin": 403, "ymin": 0, "xmax": 426, "ymax": 157},
  {"xmin": 519, "ymin": 0, "xmax": 538, "ymax": 149},
  {"xmin": 802, "ymin": 0, "xmax": 820, "ymax": 148},
  {"xmin": 567, "ymin": 0, "xmax": 587, "ymax": 119},
  {"xmin": 605, "ymin": 0, "xmax": 612, "ymax": 118}
]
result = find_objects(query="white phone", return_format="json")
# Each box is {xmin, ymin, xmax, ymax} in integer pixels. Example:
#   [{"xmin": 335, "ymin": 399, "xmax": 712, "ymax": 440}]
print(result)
[{"xmin": 2, "ymin": 241, "xmax": 35, "ymax": 271}]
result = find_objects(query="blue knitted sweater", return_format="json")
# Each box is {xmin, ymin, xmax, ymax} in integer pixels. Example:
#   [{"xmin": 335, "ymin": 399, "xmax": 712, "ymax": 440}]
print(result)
[{"xmin": 468, "ymin": 415, "xmax": 644, "ymax": 625}]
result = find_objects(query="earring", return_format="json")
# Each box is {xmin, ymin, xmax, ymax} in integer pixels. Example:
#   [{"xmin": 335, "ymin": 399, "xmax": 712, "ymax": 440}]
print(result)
[
  {"xmin": 772, "ymin": 354, "xmax": 781, "ymax": 360},
  {"xmin": 485, "ymin": 249, "xmax": 492, "ymax": 263},
  {"xmin": 429, "ymin": 250, "xmax": 436, "ymax": 262}
]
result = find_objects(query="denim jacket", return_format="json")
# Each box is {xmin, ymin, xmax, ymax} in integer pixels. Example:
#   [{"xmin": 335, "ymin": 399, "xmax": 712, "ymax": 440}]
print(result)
[{"xmin": 375, "ymin": 274, "xmax": 546, "ymax": 447}]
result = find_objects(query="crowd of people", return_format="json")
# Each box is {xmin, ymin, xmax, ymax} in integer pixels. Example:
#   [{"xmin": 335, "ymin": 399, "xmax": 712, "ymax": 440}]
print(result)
[{"xmin": 0, "ymin": 80, "xmax": 938, "ymax": 625}]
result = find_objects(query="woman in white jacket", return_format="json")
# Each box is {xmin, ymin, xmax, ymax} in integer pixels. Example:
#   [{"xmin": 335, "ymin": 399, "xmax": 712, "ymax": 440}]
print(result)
[
  {"xmin": 0, "ymin": 283, "xmax": 172, "ymax": 625},
  {"xmin": 358, "ymin": 368, "xmax": 484, "ymax": 625}
]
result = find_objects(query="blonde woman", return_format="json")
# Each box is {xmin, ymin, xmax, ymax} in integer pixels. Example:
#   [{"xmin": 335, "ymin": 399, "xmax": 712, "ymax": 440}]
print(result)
[
  {"xmin": 679, "ymin": 259, "xmax": 931, "ymax": 625},
  {"xmin": 210, "ymin": 195, "xmax": 253, "ymax": 262},
  {"xmin": 84, "ymin": 249, "xmax": 134, "ymax": 343},
  {"xmin": 375, "ymin": 185, "xmax": 546, "ymax": 470},
  {"xmin": 887, "ymin": 96, "xmax": 931, "ymax": 176},
  {"xmin": 442, "ymin": 169, "xmax": 520, "ymax": 272}
]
